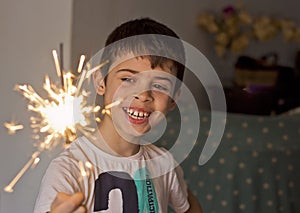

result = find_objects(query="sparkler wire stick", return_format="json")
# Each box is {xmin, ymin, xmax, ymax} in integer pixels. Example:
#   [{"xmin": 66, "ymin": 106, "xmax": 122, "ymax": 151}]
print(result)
[
  {"xmin": 4, "ymin": 151, "xmax": 40, "ymax": 193},
  {"xmin": 85, "ymin": 60, "xmax": 109, "ymax": 78},
  {"xmin": 52, "ymin": 50, "xmax": 61, "ymax": 77},
  {"xmin": 59, "ymin": 43, "xmax": 65, "ymax": 90},
  {"xmin": 104, "ymin": 98, "xmax": 123, "ymax": 109},
  {"xmin": 59, "ymin": 43, "xmax": 64, "ymax": 72},
  {"xmin": 77, "ymin": 55, "xmax": 86, "ymax": 74},
  {"xmin": 52, "ymin": 49, "xmax": 64, "ymax": 89},
  {"xmin": 76, "ymin": 60, "xmax": 109, "ymax": 97},
  {"xmin": 75, "ymin": 70, "xmax": 87, "ymax": 97}
]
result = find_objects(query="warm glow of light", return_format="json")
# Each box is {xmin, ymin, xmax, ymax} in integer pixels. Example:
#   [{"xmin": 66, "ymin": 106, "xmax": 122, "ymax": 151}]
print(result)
[
  {"xmin": 77, "ymin": 55, "xmax": 86, "ymax": 73},
  {"xmin": 4, "ymin": 122, "xmax": 24, "ymax": 134},
  {"xmin": 104, "ymin": 98, "xmax": 123, "ymax": 109},
  {"xmin": 52, "ymin": 50, "xmax": 61, "ymax": 77},
  {"xmin": 78, "ymin": 161, "xmax": 93, "ymax": 178},
  {"xmin": 31, "ymin": 157, "xmax": 41, "ymax": 169},
  {"xmin": 85, "ymin": 60, "xmax": 109, "ymax": 78},
  {"xmin": 39, "ymin": 94, "xmax": 80, "ymax": 133},
  {"xmin": 3, "ymin": 51, "xmax": 114, "ymax": 193},
  {"xmin": 4, "ymin": 186, "xmax": 13, "ymax": 193},
  {"xmin": 79, "ymin": 161, "xmax": 87, "ymax": 177},
  {"xmin": 15, "ymin": 70, "xmax": 99, "ymax": 144},
  {"xmin": 4, "ymin": 151, "xmax": 40, "ymax": 192},
  {"xmin": 85, "ymin": 161, "xmax": 93, "ymax": 169}
]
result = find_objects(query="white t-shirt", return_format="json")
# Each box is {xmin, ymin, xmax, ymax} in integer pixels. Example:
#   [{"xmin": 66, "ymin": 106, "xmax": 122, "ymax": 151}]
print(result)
[{"xmin": 34, "ymin": 136, "xmax": 190, "ymax": 213}]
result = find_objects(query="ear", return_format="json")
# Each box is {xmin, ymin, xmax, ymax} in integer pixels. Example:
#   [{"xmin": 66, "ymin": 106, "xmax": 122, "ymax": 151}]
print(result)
[
  {"xmin": 168, "ymin": 88, "xmax": 181, "ymax": 111},
  {"xmin": 93, "ymin": 70, "xmax": 106, "ymax": 95}
]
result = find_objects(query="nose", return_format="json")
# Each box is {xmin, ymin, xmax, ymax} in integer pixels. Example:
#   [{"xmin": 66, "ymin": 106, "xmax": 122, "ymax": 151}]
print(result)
[{"xmin": 134, "ymin": 90, "xmax": 153, "ymax": 102}]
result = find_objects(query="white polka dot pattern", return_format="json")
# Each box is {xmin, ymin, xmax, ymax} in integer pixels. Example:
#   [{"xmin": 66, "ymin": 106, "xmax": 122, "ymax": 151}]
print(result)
[{"xmin": 158, "ymin": 110, "xmax": 300, "ymax": 213}]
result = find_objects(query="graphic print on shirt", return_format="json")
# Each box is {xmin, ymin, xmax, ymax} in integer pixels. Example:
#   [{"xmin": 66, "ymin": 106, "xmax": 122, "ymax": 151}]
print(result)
[
  {"xmin": 94, "ymin": 171, "xmax": 139, "ymax": 212},
  {"xmin": 134, "ymin": 168, "xmax": 159, "ymax": 213},
  {"xmin": 94, "ymin": 168, "xmax": 159, "ymax": 212}
]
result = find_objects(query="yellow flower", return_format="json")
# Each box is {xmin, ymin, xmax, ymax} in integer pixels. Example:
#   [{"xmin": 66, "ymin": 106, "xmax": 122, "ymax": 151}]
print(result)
[
  {"xmin": 238, "ymin": 10, "xmax": 252, "ymax": 24},
  {"xmin": 197, "ymin": 5, "xmax": 300, "ymax": 57},
  {"xmin": 230, "ymin": 35, "xmax": 249, "ymax": 53},
  {"xmin": 282, "ymin": 28, "xmax": 295, "ymax": 41},
  {"xmin": 253, "ymin": 16, "xmax": 278, "ymax": 41},
  {"xmin": 278, "ymin": 19, "xmax": 295, "ymax": 29},
  {"xmin": 293, "ymin": 28, "xmax": 300, "ymax": 41},
  {"xmin": 226, "ymin": 26, "xmax": 239, "ymax": 37},
  {"xmin": 224, "ymin": 16, "xmax": 238, "ymax": 27},
  {"xmin": 215, "ymin": 32, "xmax": 230, "ymax": 45},
  {"xmin": 197, "ymin": 13, "xmax": 219, "ymax": 33},
  {"xmin": 215, "ymin": 44, "xmax": 226, "ymax": 57}
]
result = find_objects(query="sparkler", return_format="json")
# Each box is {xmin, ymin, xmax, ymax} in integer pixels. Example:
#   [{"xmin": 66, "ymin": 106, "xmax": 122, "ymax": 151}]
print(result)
[
  {"xmin": 101, "ymin": 98, "xmax": 123, "ymax": 116},
  {"xmin": 78, "ymin": 160, "xmax": 93, "ymax": 177},
  {"xmin": 3, "ymin": 50, "xmax": 118, "ymax": 192},
  {"xmin": 4, "ymin": 121, "xmax": 24, "ymax": 134}
]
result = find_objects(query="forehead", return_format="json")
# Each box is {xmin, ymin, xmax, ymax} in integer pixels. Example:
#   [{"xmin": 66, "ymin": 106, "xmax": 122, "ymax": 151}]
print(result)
[{"xmin": 109, "ymin": 56, "xmax": 176, "ymax": 75}]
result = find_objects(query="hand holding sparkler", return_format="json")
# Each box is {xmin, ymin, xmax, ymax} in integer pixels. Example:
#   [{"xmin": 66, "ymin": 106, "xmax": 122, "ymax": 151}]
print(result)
[{"xmin": 49, "ymin": 192, "xmax": 86, "ymax": 213}]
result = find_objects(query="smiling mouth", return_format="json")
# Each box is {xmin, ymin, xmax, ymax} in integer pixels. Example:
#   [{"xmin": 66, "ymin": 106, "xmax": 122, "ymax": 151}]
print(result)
[{"xmin": 122, "ymin": 107, "xmax": 151, "ymax": 121}]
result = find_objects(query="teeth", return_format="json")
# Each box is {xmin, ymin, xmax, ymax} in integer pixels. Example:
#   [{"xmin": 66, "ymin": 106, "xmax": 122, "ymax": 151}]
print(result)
[{"xmin": 123, "ymin": 107, "xmax": 150, "ymax": 119}]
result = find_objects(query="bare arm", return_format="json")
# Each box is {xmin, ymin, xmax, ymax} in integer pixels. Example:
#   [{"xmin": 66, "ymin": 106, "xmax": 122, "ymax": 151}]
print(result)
[{"xmin": 185, "ymin": 189, "xmax": 203, "ymax": 213}]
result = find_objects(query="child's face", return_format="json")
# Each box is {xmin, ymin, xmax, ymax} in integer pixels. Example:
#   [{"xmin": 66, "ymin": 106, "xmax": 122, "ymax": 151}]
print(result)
[{"xmin": 97, "ymin": 57, "xmax": 177, "ymax": 137}]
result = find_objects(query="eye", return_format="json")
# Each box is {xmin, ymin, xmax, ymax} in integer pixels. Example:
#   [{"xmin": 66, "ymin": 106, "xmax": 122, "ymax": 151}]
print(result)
[
  {"xmin": 121, "ymin": 77, "xmax": 135, "ymax": 83},
  {"xmin": 152, "ymin": 83, "xmax": 169, "ymax": 92}
]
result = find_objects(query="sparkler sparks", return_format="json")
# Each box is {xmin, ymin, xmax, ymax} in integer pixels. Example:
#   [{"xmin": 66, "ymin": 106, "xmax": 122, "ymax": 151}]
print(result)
[
  {"xmin": 78, "ymin": 160, "xmax": 94, "ymax": 177},
  {"xmin": 3, "ymin": 50, "xmax": 117, "ymax": 192},
  {"xmin": 4, "ymin": 121, "xmax": 24, "ymax": 134},
  {"xmin": 4, "ymin": 151, "xmax": 40, "ymax": 193}
]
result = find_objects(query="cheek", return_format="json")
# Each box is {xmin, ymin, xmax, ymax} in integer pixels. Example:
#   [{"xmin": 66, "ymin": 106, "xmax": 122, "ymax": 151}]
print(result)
[
  {"xmin": 104, "ymin": 82, "xmax": 122, "ymax": 99},
  {"xmin": 155, "ymin": 97, "xmax": 173, "ymax": 112}
]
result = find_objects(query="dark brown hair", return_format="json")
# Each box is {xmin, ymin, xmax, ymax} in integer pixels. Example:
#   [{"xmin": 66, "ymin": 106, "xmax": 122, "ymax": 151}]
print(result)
[{"xmin": 101, "ymin": 18, "xmax": 185, "ymax": 92}]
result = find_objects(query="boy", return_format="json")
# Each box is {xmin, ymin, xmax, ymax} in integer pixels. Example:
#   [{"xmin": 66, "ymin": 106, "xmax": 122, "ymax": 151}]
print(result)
[{"xmin": 34, "ymin": 18, "xmax": 202, "ymax": 213}]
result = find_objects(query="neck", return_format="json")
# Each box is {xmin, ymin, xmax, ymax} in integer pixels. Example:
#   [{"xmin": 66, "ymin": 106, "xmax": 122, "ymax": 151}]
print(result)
[{"xmin": 96, "ymin": 115, "xmax": 140, "ymax": 157}]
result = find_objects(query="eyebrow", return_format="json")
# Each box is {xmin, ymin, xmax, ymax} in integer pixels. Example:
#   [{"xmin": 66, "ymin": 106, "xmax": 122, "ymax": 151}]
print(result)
[
  {"xmin": 116, "ymin": 69, "xmax": 139, "ymax": 74},
  {"xmin": 116, "ymin": 69, "xmax": 174, "ymax": 85}
]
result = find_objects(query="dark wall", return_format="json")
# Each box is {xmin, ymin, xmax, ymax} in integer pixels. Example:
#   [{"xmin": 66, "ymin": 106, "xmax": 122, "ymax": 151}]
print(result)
[{"xmin": 71, "ymin": 0, "xmax": 300, "ymax": 109}]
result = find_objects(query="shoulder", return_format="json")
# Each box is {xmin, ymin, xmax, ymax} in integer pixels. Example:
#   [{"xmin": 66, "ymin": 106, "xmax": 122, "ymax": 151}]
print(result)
[
  {"xmin": 37, "ymin": 137, "xmax": 93, "ymax": 192},
  {"xmin": 141, "ymin": 144, "xmax": 182, "ymax": 177},
  {"xmin": 33, "ymin": 138, "xmax": 88, "ymax": 213},
  {"xmin": 47, "ymin": 136, "xmax": 92, "ymax": 173}
]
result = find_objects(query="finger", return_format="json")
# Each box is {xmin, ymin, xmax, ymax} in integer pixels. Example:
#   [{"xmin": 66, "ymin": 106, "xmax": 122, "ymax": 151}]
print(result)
[
  {"xmin": 51, "ymin": 192, "xmax": 72, "ymax": 209},
  {"xmin": 51, "ymin": 192, "xmax": 84, "ymax": 213},
  {"xmin": 51, "ymin": 192, "xmax": 85, "ymax": 213},
  {"xmin": 73, "ymin": 206, "xmax": 87, "ymax": 213}
]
